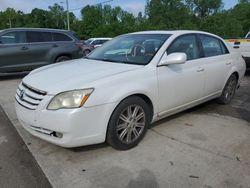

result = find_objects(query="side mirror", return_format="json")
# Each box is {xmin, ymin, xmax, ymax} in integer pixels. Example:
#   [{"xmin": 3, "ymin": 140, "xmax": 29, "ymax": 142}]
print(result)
[{"xmin": 158, "ymin": 52, "xmax": 187, "ymax": 66}]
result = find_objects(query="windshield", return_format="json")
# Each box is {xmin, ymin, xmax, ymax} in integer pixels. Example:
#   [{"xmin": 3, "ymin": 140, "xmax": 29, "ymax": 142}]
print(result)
[
  {"xmin": 87, "ymin": 34, "xmax": 171, "ymax": 65},
  {"xmin": 85, "ymin": 39, "xmax": 93, "ymax": 44},
  {"xmin": 246, "ymin": 33, "xmax": 250, "ymax": 39}
]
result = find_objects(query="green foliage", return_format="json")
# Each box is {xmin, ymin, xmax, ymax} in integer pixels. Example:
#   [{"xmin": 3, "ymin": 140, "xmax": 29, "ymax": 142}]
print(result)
[{"xmin": 0, "ymin": 1, "xmax": 249, "ymax": 39}]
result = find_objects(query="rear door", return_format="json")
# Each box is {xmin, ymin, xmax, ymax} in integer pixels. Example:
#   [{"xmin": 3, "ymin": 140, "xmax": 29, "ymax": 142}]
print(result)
[
  {"xmin": 25, "ymin": 31, "xmax": 54, "ymax": 68},
  {"xmin": 0, "ymin": 31, "xmax": 29, "ymax": 72},
  {"xmin": 51, "ymin": 32, "xmax": 76, "ymax": 61},
  {"xmin": 157, "ymin": 34, "xmax": 205, "ymax": 114},
  {"xmin": 198, "ymin": 34, "xmax": 231, "ymax": 96}
]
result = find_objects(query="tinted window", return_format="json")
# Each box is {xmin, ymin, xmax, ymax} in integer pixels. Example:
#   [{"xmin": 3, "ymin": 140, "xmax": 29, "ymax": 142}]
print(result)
[
  {"xmin": 53, "ymin": 33, "xmax": 72, "ymax": 41},
  {"xmin": 27, "ymin": 31, "xmax": 52, "ymax": 43},
  {"xmin": 167, "ymin": 35, "xmax": 200, "ymax": 61},
  {"xmin": 200, "ymin": 35, "xmax": 223, "ymax": 57},
  {"xmin": 72, "ymin": 32, "xmax": 80, "ymax": 40},
  {"xmin": 0, "ymin": 31, "xmax": 26, "ymax": 44},
  {"xmin": 246, "ymin": 33, "xmax": 250, "ymax": 39}
]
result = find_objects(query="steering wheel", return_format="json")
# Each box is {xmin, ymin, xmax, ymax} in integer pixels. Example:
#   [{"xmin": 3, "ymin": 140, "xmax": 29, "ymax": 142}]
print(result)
[{"xmin": 126, "ymin": 44, "xmax": 145, "ymax": 61}]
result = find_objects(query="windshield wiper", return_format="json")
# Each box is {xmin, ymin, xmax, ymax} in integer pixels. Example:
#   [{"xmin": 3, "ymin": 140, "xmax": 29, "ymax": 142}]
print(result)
[{"xmin": 101, "ymin": 58, "xmax": 126, "ymax": 64}]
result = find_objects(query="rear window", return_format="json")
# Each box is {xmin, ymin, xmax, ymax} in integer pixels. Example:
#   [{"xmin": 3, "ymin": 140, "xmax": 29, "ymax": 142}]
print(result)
[
  {"xmin": 72, "ymin": 32, "xmax": 80, "ymax": 40},
  {"xmin": 27, "ymin": 31, "xmax": 52, "ymax": 43},
  {"xmin": 53, "ymin": 33, "xmax": 72, "ymax": 41}
]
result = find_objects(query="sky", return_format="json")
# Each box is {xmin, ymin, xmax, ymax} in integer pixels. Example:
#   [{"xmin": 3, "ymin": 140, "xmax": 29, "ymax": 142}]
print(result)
[{"xmin": 0, "ymin": 0, "xmax": 239, "ymax": 17}]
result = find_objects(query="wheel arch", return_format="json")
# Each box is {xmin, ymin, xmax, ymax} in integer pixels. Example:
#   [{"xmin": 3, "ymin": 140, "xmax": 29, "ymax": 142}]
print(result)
[
  {"xmin": 105, "ymin": 92, "xmax": 155, "ymax": 138},
  {"xmin": 54, "ymin": 54, "xmax": 72, "ymax": 62},
  {"xmin": 223, "ymin": 67, "xmax": 240, "ymax": 89},
  {"xmin": 123, "ymin": 93, "xmax": 154, "ymax": 123}
]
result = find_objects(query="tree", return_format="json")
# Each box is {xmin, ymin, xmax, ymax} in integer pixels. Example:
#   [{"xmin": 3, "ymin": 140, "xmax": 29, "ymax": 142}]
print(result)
[
  {"xmin": 145, "ymin": 0, "xmax": 194, "ymax": 30},
  {"xmin": 201, "ymin": 11, "xmax": 243, "ymax": 38},
  {"xmin": 186, "ymin": 0, "xmax": 223, "ymax": 19},
  {"xmin": 48, "ymin": 3, "xmax": 66, "ymax": 29},
  {"xmin": 230, "ymin": 1, "xmax": 250, "ymax": 35}
]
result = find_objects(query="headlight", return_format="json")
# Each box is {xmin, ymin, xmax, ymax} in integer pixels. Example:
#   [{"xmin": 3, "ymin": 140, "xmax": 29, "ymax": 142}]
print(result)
[{"xmin": 47, "ymin": 89, "xmax": 94, "ymax": 110}]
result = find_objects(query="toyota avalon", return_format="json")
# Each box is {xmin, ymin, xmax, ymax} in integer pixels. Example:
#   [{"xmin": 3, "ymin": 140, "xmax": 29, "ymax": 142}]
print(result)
[{"xmin": 15, "ymin": 31, "xmax": 246, "ymax": 150}]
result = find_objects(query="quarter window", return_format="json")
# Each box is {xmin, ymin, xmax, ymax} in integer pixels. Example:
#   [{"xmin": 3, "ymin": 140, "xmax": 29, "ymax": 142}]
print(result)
[
  {"xmin": 0, "ymin": 31, "xmax": 26, "ymax": 44},
  {"xmin": 53, "ymin": 33, "xmax": 72, "ymax": 41},
  {"xmin": 167, "ymin": 35, "xmax": 200, "ymax": 61},
  {"xmin": 200, "ymin": 35, "xmax": 225, "ymax": 57}
]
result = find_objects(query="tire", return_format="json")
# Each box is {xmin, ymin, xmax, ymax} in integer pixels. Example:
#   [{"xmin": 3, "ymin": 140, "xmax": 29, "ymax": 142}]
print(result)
[
  {"xmin": 107, "ymin": 96, "xmax": 151, "ymax": 150},
  {"xmin": 83, "ymin": 49, "xmax": 91, "ymax": 56},
  {"xmin": 55, "ymin": 56, "xmax": 71, "ymax": 62},
  {"xmin": 217, "ymin": 74, "xmax": 238, "ymax": 104}
]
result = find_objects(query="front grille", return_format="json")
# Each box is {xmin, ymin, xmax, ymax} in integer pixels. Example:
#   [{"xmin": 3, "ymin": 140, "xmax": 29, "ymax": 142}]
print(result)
[{"xmin": 15, "ymin": 82, "xmax": 47, "ymax": 110}]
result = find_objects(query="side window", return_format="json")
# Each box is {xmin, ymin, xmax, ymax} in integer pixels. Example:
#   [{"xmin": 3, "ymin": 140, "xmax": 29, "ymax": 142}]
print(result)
[
  {"xmin": 100, "ymin": 40, "xmax": 109, "ymax": 44},
  {"xmin": 92, "ymin": 40, "xmax": 101, "ymax": 45},
  {"xmin": 53, "ymin": 33, "xmax": 72, "ymax": 41},
  {"xmin": 167, "ymin": 35, "xmax": 200, "ymax": 61},
  {"xmin": 27, "ymin": 31, "xmax": 52, "ymax": 43},
  {"xmin": 219, "ymin": 40, "xmax": 229, "ymax": 54},
  {"xmin": 200, "ymin": 35, "xmax": 223, "ymax": 57},
  {"xmin": 0, "ymin": 31, "xmax": 26, "ymax": 44}
]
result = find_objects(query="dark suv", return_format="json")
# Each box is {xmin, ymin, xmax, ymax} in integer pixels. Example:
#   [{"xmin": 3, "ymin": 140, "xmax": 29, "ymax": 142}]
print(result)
[{"xmin": 0, "ymin": 28, "xmax": 84, "ymax": 73}]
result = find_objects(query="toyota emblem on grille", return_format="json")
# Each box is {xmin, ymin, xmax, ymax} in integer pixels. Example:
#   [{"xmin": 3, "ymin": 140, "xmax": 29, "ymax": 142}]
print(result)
[{"xmin": 20, "ymin": 90, "xmax": 25, "ymax": 100}]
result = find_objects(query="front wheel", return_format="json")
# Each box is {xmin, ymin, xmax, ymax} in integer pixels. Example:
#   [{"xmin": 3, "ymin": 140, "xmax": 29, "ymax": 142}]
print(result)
[
  {"xmin": 107, "ymin": 96, "xmax": 151, "ymax": 150},
  {"xmin": 217, "ymin": 74, "xmax": 238, "ymax": 104}
]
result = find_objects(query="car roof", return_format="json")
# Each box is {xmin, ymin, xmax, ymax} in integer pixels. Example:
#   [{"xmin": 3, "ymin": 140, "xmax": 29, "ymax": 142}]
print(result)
[
  {"xmin": 87, "ymin": 38, "xmax": 112, "ymax": 40},
  {"xmin": 129, "ymin": 30, "xmax": 219, "ymax": 37},
  {"xmin": 125, "ymin": 30, "xmax": 224, "ymax": 41},
  {"xmin": 1, "ymin": 28, "xmax": 71, "ymax": 33}
]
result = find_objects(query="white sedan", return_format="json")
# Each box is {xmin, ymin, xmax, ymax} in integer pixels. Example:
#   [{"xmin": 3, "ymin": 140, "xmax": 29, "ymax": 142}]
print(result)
[{"xmin": 15, "ymin": 31, "xmax": 246, "ymax": 150}]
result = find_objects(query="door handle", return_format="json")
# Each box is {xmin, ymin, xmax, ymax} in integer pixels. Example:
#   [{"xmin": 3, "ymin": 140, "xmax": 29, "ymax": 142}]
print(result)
[
  {"xmin": 197, "ymin": 67, "xmax": 205, "ymax": 72},
  {"xmin": 52, "ymin": 44, "xmax": 58, "ymax": 48},
  {"xmin": 226, "ymin": 62, "xmax": 232, "ymax": 65},
  {"xmin": 233, "ymin": 46, "xmax": 239, "ymax": 49},
  {"xmin": 21, "ymin": 46, "xmax": 29, "ymax": 50}
]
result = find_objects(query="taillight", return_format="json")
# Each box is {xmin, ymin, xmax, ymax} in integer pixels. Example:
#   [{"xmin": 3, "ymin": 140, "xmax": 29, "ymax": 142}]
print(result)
[{"xmin": 75, "ymin": 42, "xmax": 84, "ymax": 49}]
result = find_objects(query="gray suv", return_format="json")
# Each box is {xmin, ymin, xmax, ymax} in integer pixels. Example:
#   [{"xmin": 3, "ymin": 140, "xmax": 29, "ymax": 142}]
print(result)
[{"xmin": 0, "ymin": 28, "xmax": 84, "ymax": 73}]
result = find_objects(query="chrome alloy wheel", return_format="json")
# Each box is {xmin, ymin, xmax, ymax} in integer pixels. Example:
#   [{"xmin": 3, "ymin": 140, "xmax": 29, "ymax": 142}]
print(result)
[
  {"xmin": 224, "ymin": 76, "xmax": 237, "ymax": 101},
  {"xmin": 116, "ymin": 105, "xmax": 146, "ymax": 144}
]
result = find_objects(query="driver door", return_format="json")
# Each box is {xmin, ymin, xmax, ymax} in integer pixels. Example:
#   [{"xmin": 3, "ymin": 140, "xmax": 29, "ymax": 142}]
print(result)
[
  {"xmin": 157, "ymin": 34, "xmax": 205, "ymax": 114},
  {"xmin": 0, "ymin": 31, "xmax": 28, "ymax": 72}
]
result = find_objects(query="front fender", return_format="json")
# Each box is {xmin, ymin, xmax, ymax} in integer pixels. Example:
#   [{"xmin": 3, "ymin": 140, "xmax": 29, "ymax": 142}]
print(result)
[{"xmin": 84, "ymin": 66, "xmax": 158, "ymax": 115}]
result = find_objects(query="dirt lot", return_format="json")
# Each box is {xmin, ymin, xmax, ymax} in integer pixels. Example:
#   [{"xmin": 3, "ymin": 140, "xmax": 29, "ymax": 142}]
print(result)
[{"xmin": 0, "ymin": 73, "xmax": 249, "ymax": 188}]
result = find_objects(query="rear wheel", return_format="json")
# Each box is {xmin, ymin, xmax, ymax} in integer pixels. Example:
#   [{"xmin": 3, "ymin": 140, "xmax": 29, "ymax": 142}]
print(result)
[
  {"xmin": 107, "ymin": 96, "xmax": 151, "ymax": 150},
  {"xmin": 217, "ymin": 74, "xmax": 238, "ymax": 104},
  {"xmin": 55, "ymin": 56, "xmax": 71, "ymax": 62}
]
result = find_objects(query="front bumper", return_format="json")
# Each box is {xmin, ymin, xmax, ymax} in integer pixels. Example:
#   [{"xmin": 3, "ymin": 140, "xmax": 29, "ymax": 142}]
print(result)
[{"xmin": 15, "ymin": 100, "xmax": 118, "ymax": 148}]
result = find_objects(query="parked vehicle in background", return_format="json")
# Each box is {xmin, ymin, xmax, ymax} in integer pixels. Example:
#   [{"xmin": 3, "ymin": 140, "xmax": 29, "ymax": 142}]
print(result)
[
  {"xmin": 225, "ymin": 32, "xmax": 250, "ymax": 70},
  {"xmin": 15, "ymin": 31, "xmax": 245, "ymax": 150},
  {"xmin": 0, "ymin": 28, "xmax": 84, "ymax": 73},
  {"xmin": 82, "ymin": 37, "xmax": 112, "ymax": 56}
]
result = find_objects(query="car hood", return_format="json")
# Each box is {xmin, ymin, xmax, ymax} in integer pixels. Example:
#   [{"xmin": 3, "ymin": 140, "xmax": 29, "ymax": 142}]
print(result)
[{"xmin": 23, "ymin": 58, "xmax": 141, "ymax": 95}]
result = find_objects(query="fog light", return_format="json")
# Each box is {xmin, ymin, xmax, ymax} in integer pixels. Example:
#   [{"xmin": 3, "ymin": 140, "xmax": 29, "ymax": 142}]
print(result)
[{"xmin": 53, "ymin": 132, "xmax": 63, "ymax": 138}]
